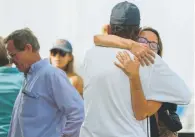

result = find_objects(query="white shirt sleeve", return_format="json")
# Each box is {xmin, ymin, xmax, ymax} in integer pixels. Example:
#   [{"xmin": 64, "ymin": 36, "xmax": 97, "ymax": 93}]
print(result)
[{"xmin": 140, "ymin": 54, "xmax": 191, "ymax": 105}]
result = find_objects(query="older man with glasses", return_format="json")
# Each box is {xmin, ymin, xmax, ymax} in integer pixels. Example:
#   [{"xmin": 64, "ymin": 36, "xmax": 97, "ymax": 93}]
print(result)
[{"xmin": 4, "ymin": 28, "xmax": 84, "ymax": 137}]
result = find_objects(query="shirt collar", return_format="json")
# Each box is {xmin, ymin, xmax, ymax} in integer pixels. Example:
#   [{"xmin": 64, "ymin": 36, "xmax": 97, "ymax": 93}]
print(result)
[
  {"xmin": 28, "ymin": 58, "xmax": 50, "ymax": 76},
  {"xmin": 0, "ymin": 66, "xmax": 20, "ymax": 74}
]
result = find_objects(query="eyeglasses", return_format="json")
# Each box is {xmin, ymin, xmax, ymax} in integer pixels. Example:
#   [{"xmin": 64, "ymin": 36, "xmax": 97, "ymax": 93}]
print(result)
[
  {"xmin": 7, "ymin": 51, "xmax": 19, "ymax": 60},
  {"xmin": 50, "ymin": 49, "xmax": 67, "ymax": 57},
  {"xmin": 137, "ymin": 37, "xmax": 159, "ymax": 51}
]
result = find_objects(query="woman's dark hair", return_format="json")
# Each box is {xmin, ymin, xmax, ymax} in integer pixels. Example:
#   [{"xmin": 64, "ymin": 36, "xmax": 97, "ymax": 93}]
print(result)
[
  {"xmin": 141, "ymin": 27, "xmax": 163, "ymax": 57},
  {"xmin": 110, "ymin": 24, "xmax": 140, "ymax": 41},
  {"xmin": 0, "ymin": 37, "xmax": 10, "ymax": 66}
]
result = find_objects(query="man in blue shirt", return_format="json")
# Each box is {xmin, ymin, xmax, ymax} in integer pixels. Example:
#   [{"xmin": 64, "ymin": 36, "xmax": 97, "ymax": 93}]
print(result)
[{"xmin": 4, "ymin": 28, "xmax": 84, "ymax": 137}]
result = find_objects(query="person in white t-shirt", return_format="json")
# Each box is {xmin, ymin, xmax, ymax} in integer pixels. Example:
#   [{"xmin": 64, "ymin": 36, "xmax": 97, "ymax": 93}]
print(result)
[
  {"xmin": 94, "ymin": 26, "xmax": 184, "ymax": 137},
  {"xmin": 80, "ymin": 1, "xmax": 191, "ymax": 137}
]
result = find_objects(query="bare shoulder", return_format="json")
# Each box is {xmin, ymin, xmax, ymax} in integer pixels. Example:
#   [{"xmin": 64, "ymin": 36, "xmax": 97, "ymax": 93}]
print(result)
[
  {"xmin": 68, "ymin": 74, "xmax": 83, "ymax": 94},
  {"xmin": 70, "ymin": 75, "xmax": 79, "ymax": 83},
  {"xmin": 68, "ymin": 74, "xmax": 83, "ymax": 85}
]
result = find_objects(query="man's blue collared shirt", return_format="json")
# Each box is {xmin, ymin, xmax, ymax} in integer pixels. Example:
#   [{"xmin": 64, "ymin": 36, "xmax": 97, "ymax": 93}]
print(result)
[{"xmin": 8, "ymin": 59, "xmax": 84, "ymax": 137}]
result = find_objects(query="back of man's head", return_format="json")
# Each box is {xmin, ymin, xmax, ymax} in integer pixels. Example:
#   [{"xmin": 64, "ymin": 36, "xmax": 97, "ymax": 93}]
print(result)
[
  {"xmin": 110, "ymin": 1, "xmax": 140, "ymax": 40},
  {"xmin": 0, "ymin": 37, "xmax": 10, "ymax": 66}
]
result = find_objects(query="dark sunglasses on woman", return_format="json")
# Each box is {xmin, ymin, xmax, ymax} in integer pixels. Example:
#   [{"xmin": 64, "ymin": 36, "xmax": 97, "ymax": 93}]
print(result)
[{"xmin": 50, "ymin": 49, "xmax": 67, "ymax": 57}]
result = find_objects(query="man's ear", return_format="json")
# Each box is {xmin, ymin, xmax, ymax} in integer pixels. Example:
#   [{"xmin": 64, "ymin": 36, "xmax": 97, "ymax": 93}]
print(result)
[
  {"xmin": 107, "ymin": 25, "xmax": 111, "ymax": 34},
  {"xmin": 24, "ymin": 44, "xmax": 33, "ymax": 52},
  {"xmin": 102, "ymin": 24, "xmax": 111, "ymax": 35},
  {"xmin": 138, "ymin": 27, "xmax": 142, "ymax": 35}
]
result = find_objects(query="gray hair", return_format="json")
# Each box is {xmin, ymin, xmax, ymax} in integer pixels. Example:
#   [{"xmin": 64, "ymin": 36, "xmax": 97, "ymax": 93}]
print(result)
[{"xmin": 4, "ymin": 28, "xmax": 40, "ymax": 51}]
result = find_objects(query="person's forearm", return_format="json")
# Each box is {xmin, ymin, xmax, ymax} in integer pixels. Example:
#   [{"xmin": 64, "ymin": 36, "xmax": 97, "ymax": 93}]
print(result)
[
  {"xmin": 94, "ymin": 35, "xmax": 137, "ymax": 50},
  {"xmin": 129, "ymin": 74, "xmax": 148, "ymax": 120},
  {"xmin": 62, "ymin": 104, "xmax": 84, "ymax": 137},
  {"xmin": 62, "ymin": 115, "xmax": 83, "ymax": 137},
  {"xmin": 129, "ymin": 74, "xmax": 162, "ymax": 120}
]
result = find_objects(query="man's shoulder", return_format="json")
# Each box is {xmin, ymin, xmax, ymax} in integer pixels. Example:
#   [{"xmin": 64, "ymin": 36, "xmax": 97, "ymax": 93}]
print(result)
[{"xmin": 43, "ymin": 65, "xmax": 66, "ymax": 78}]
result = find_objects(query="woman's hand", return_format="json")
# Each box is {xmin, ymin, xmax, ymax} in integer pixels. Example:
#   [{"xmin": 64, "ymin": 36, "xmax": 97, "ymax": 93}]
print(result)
[
  {"xmin": 130, "ymin": 43, "xmax": 155, "ymax": 66},
  {"xmin": 114, "ymin": 51, "xmax": 140, "ymax": 78}
]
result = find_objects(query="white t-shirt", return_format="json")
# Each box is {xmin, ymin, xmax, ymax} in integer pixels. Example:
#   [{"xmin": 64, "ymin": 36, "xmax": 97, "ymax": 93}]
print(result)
[{"xmin": 80, "ymin": 46, "xmax": 191, "ymax": 137}]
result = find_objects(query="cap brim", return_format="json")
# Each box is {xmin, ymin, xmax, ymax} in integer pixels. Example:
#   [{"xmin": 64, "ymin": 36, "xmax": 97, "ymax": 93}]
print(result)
[{"xmin": 50, "ymin": 46, "xmax": 72, "ymax": 52}]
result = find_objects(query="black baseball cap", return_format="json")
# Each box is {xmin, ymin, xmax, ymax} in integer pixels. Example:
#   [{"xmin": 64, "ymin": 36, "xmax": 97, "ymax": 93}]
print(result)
[
  {"xmin": 50, "ymin": 39, "xmax": 73, "ymax": 53},
  {"xmin": 110, "ymin": 1, "xmax": 140, "ymax": 26}
]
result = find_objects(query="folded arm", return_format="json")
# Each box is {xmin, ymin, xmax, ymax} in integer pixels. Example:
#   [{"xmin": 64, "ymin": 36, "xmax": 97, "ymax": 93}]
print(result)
[
  {"xmin": 51, "ymin": 71, "xmax": 84, "ymax": 137},
  {"xmin": 94, "ymin": 34, "xmax": 155, "ymax": 66},
  {"xmin": 94, "ymin": 34, "xmax": 136, "ymax": 50}
]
